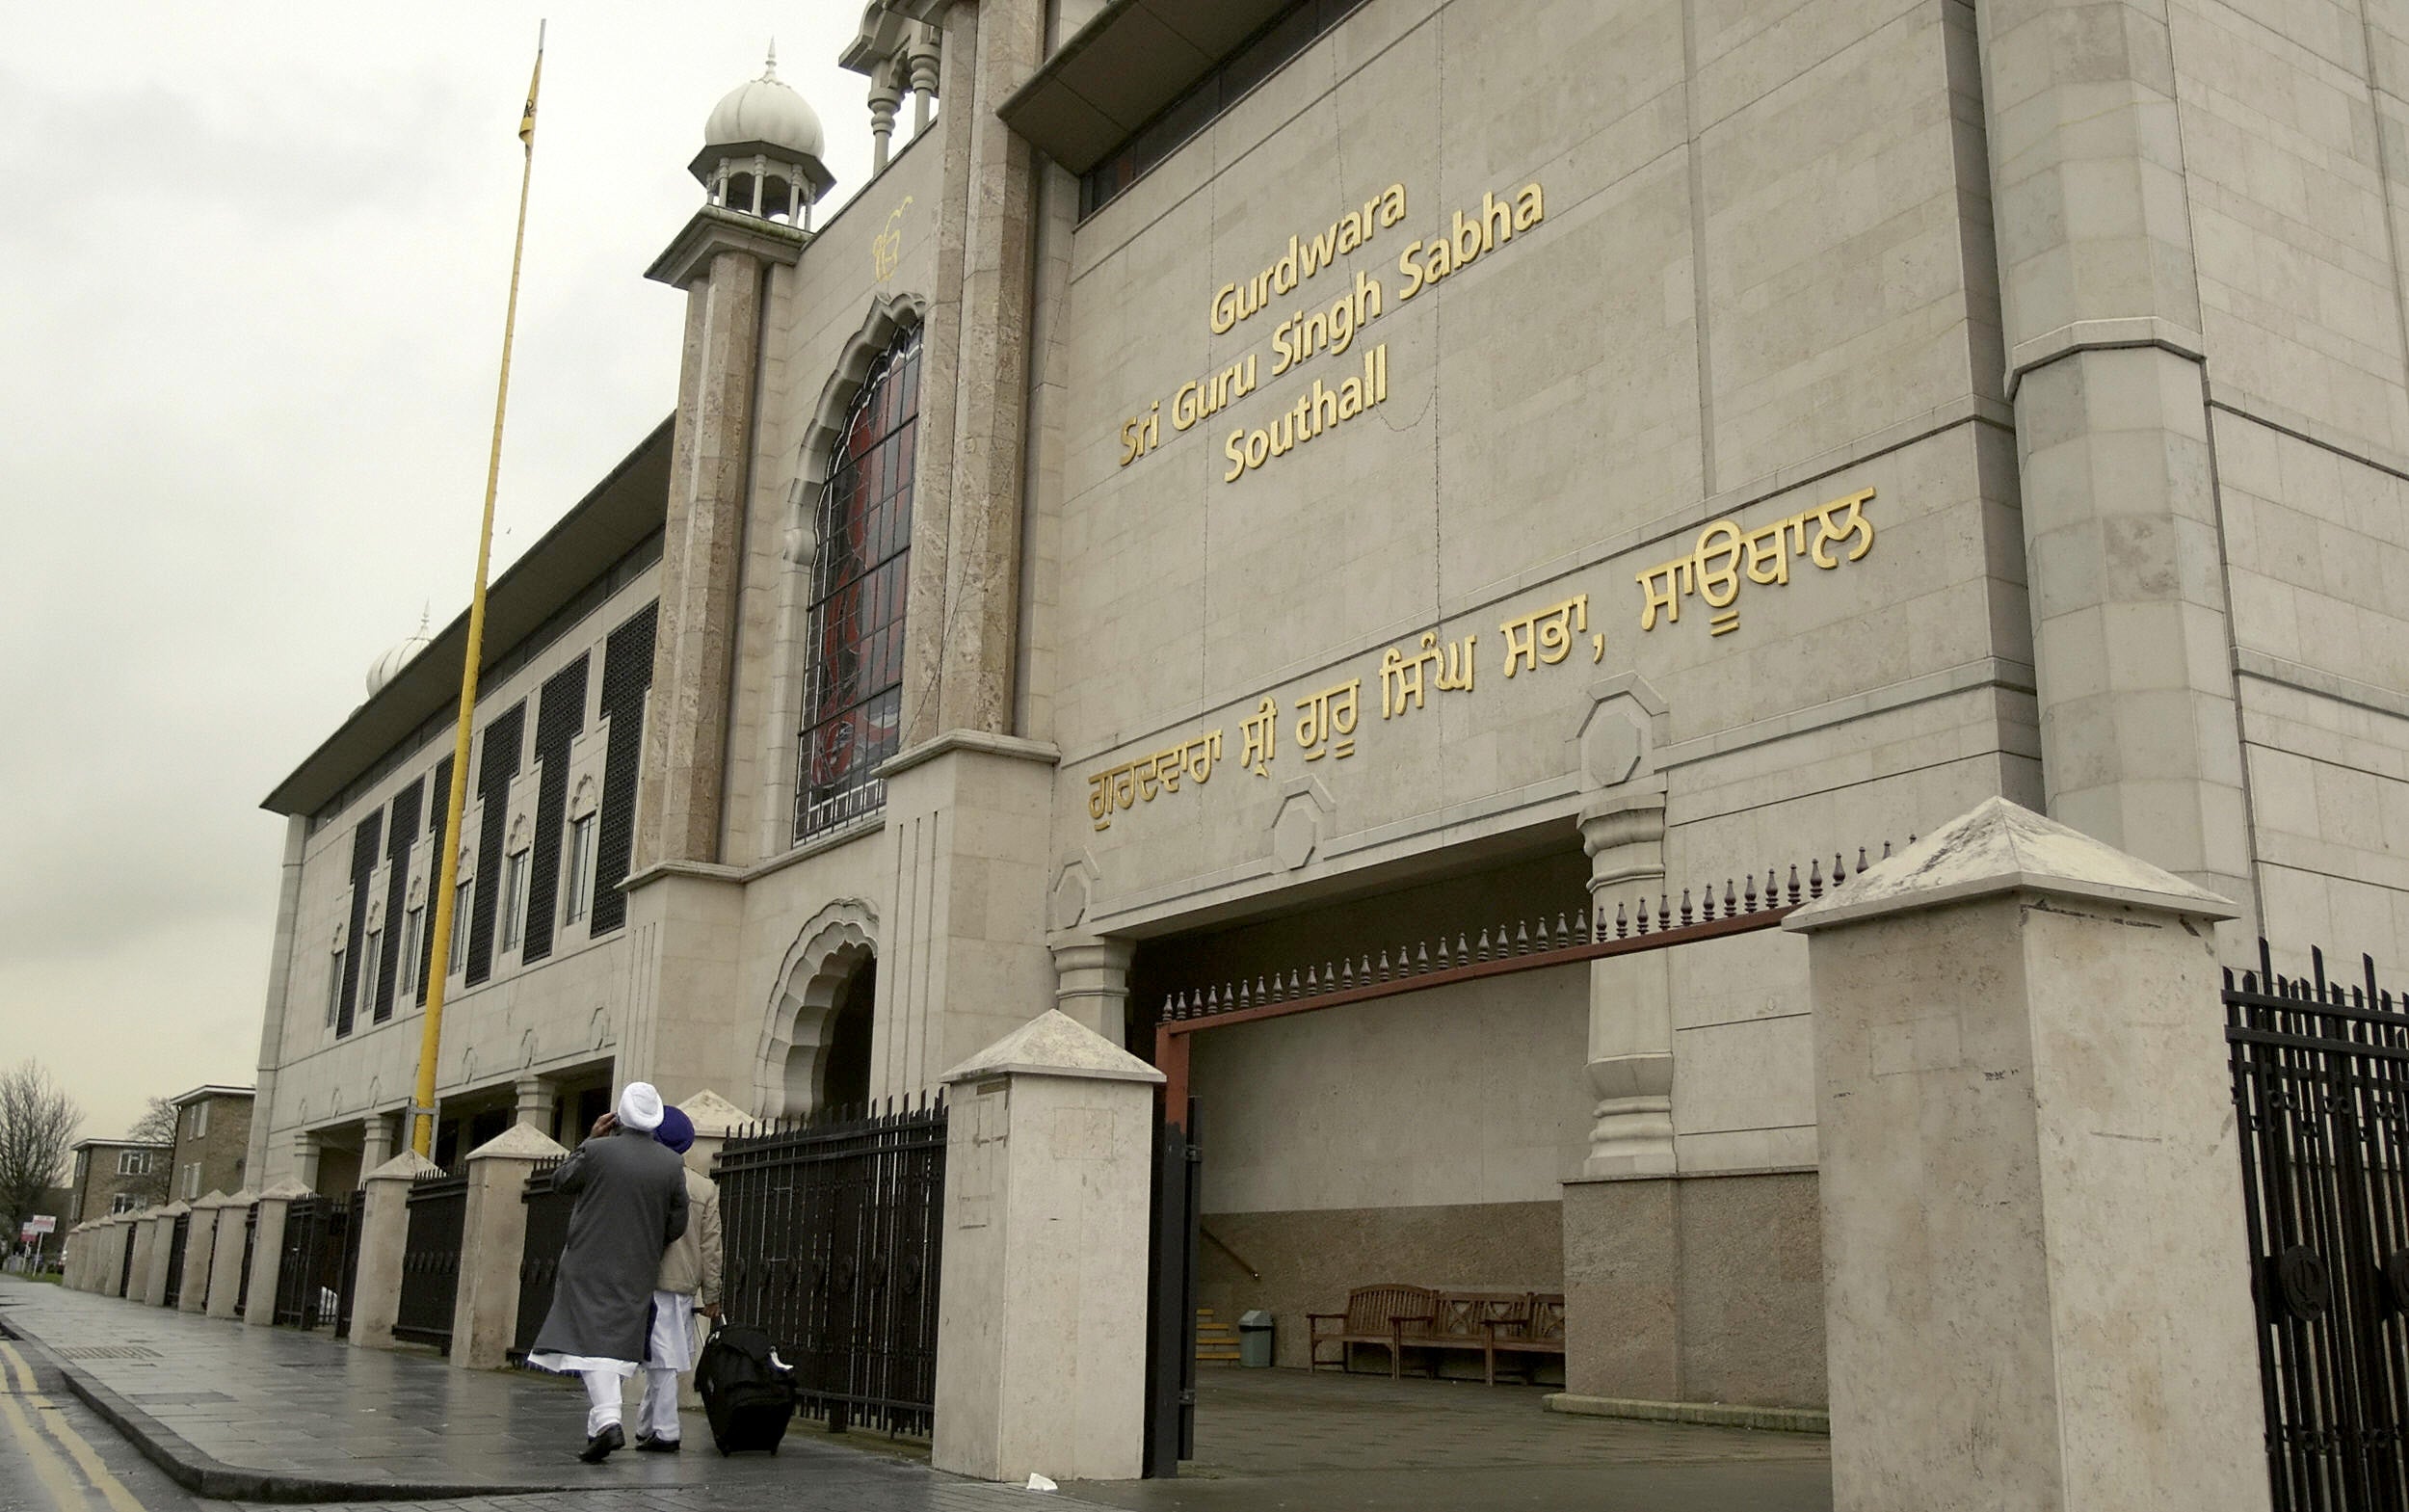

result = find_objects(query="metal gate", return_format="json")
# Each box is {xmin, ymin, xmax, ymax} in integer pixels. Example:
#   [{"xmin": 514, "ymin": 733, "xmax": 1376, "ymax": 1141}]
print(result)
[
  {"xmin": 236, "ymin": 1203, "xmax": 257, "ymax": 1313},
  {"xmin": 274, "ymin": 1194, "xmax": 353, "ymax": 1329},
  {"xmin": 1143, "ymin": 1099, "xmax": 1203, "ymax": 1478},
  {"xmin": 395, "ymin": 1170, "xmax": 467, "ymax": 1352},
  {"xmin": 717, "ymin": 1097, "xmax": 946, "ymax": 1436},
  {"xmin": 160, "ymin": 1212, "xmax": 190, "ymax": 1308},
  {"xmin": 2228, "ymin": 942, "xmax": 2409, "ymax": 1510},
  {"xmin": 513, "ymin": 1157, "xmax": 573, "ymax": 1360},
  {"xmin": 117, "ymin": 1226, "xmax": 135, "ymax": 1296}
]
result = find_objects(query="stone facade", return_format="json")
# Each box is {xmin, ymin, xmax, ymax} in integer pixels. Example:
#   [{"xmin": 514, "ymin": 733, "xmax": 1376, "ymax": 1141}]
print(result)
[{"xmin": 246, "ymin": 0, "xmax": 2409, "ymax": 1419}]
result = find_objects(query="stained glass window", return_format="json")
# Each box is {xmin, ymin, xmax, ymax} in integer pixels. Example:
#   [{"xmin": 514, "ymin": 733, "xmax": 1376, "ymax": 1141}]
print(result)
[{"xmin": 797, "ymin": 326, "xmax": 920, "ymax": 841}]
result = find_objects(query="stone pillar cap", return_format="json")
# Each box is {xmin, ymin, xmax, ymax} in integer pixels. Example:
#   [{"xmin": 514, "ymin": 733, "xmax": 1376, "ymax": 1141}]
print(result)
[
  {"xmin": 363, "ymin": 1150, "xmax": 447, "ymax": 1183},
  {"xmin": 1784, "ymin": 796, "xmax": 2238, "ymax": 934},
  {"xmin": 940, "ymin": 1009, "xmax": 1166, "ymax": 1087},
  {"xmin": 220, "ymin": 1188, "xmax": 258, "ymax": 1206},
  {"xmin": 464, "ymin": 1124, "xmax": 570, "ymax": 1162},
  {"xmin": 192, "ymin": 1190, "xmax": 236, "ymax": 1209},
  {"xmin": 154, "ymin": 1201, "xmax": 191, "ymax": 1218},
  {"xmin": 675, "ymin": 1089, "xmax": 751, "ymax": 1138},
  {"xmin": 255, "ymin": 1178, "xmax": 314, "ymax": 1202}
]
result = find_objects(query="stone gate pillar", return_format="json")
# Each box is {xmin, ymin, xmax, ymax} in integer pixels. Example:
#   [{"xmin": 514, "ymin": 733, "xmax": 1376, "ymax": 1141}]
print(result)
[
  {"xmin": 139, "ymin": 1205, "xmax": 183, "ymax": 1306},
  {"xmin": 350, "ymin": 1151, "xmax": 442, "ymax": 1350},
  {"xmin": 453, "ymin": 1125, "xmax": 569, "ymax": 1370},
  {"xmin": 1786, "ymin": 797, "xmax": 2266, "ymax": 1510},
  {"xmin": 179, "ymin": 1192, "xmax": 228, "ymax": 1313},
  {"xmin": 205, "ymin": 1192, "xmax": 256, "ymax": 1317},
  {"xmin": 933, "ymin": 1010, "xmax": 1162, "ymax": 1483},
  {"xmin": 246, "ymin": 1179, "xmax": 311, "ymax": 1326}
]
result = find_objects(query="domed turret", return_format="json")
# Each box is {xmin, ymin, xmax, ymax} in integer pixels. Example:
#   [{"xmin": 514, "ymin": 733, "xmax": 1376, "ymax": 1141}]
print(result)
[
  {"xmin": 366, "ymin": 613, "xmax": 432, "ymax": 698},
  {"xmin": 692, "ymin": 45, "xmax": 835, "ymax": 225}
]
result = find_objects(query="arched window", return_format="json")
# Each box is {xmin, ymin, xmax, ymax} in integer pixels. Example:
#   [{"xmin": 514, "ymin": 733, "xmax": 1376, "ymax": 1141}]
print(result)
[{"xmin": 797, "ymin": 326, "xmax": 920, "ymax": 840}]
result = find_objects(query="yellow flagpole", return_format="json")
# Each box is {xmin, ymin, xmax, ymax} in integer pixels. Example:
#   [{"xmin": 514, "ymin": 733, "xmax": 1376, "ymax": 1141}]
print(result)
[{"xmin": 413, "ymin": 21, "xmax": 545, "ymax": 1160}]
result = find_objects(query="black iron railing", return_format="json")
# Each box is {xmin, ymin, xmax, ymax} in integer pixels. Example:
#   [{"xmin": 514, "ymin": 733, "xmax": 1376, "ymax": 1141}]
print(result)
[
  {"xmin": 236, "ymin": 1203, "xmax": 257, "ymax": 1313},
  {"xmin": 717, "ymin": 1097, "xmax": 946, "ymax": 1437},
  {"xmin": 395, "ymin": 1169, "xmax": 467, "ymax": 1352},
  {"xmin": 274, "ymin": 1194, "xmax": 354, "ymax": 1329},
  {"xmin": 160, "ymin": 1212, "xmax": 190, "ymax": 1309},
  {"xmin": 2229, "ymin": 942, "xmax": 2409, "ymax": 1511},
  {"xmin": 513, "ymin": 1158, "xmax": 573, "ymax": 1360}
]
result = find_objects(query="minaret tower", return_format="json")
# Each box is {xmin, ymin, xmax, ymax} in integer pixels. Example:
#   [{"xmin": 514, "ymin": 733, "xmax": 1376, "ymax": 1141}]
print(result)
[{"xmin": 637, "ymin": 50, "xmax": 833, "ymax": 871}]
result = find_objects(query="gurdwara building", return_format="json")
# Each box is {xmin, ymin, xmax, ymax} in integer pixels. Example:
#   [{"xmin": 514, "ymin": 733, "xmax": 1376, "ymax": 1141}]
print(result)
[{"xmin": 246, "ymin": 0, "xmax": 2409, "ymax": 1406}]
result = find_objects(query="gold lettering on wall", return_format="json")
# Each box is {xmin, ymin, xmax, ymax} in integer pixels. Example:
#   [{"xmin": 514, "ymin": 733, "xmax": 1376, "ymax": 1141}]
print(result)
[
  {"xmin": 1114, "ymin": 179, "xmax": 1548, "ymax": 480},
  {"xmin": 1293, "ymin": 679, "xmax": 1362, "ymax": 761},
  {"xmin": 1499, "ymin": 594, "xmax": 1588, "ymax": 678},
  {"xmin": 872, "ymin": 198, "xmax": 913, "ymax": 282},
  {"xmin": 1635, "ymin": 489, "xmax": 1877, "ymax": 635}
]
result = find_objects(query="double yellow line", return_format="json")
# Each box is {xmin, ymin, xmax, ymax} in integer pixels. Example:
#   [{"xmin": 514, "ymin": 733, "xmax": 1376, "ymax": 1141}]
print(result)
[{"xmin": 0, "ymin": 1340, "xmax": 146, "ymax": 1512}]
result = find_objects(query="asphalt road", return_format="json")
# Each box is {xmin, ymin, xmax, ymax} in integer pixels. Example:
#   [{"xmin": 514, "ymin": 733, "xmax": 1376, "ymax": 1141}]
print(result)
[{"xmin": 0, "ymin": 1335, "xmax": 199, "ymax": 1512}]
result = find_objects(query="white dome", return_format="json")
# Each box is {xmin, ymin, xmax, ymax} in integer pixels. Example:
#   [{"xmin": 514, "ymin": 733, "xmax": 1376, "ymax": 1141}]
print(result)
[
  {"xmin": 704, "ymin": 49, "xmax": 825, "ymax": 160},
  {"xmin": 366, "ymin": 618, "xmax": 433, "ymax": 698}
]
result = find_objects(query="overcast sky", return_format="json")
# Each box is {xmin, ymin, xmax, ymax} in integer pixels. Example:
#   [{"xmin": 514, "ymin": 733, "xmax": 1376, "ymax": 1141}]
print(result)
[{"xmin": 0, "ymin": 4, "xmax": 887, "ymax": 1155}]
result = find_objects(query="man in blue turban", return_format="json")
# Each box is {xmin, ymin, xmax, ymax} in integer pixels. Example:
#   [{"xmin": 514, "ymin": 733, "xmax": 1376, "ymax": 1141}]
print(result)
[{"xmin": 632, "ymin": 1103, "xmax": 723, "ymax": 1452}]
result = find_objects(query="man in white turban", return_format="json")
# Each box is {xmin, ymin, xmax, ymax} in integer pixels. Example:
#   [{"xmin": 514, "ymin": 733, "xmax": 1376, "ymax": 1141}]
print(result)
[{"xmin": 525, "ymin": 1082, "xmax": 689, "ymax": 1461}]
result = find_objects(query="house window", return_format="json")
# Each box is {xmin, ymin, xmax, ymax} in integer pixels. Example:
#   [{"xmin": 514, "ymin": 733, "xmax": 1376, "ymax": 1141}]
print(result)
[
  {"xmin": 115, "ymin": 1150, "xmax": 150, "ymax": 1177},
  {"xmin": 449, "ymin": 879, "xmax": 472, "ymax": 972},
  {"xmin": 396, "ymin": 905, "xmax": 422, "ymax": 998},
  {"xmin": 797, "ymin": 325, "xmax": 920, "ymax": 841},
  {"xmin": 109, "ymin": 1193, "xmax": 141, "ymax": 1215},
  {"xmin": 358, "ymin": 927, "xmax": 383, "ymax": 1014},
  {"xmin": 564, "ymin": 812, "xmax": 596, "ymax": 925},
  {"xmin": 501, "ymin": 849, "xmax": 531, "ymax": 951},
  {"xmin": 181, "ymin": 1163, "xmax": 200, "ymax": 1201},
  {"xmin": 189, "ymin": 1102, "xmax": 209, "ymax": 1140}
]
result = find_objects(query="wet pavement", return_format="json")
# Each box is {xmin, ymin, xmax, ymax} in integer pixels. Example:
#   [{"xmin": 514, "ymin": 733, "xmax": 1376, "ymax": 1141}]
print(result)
[{"xmin": 0, "ymin": 1277, "xmax": 1830, "ymax": 1511}]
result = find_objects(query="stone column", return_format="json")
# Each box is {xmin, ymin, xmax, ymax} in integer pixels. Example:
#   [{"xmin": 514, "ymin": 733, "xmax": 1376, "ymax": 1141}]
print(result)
[
  {"xmin": 869, "ymin": 66, "xmax": 901, "ymax": 172},
  {"xmin": 933, "ymin": 1011, "xmax": 1163, "ymax": 1483},
  {"xmin": 246, "ymin": 1179, "xmax": 311, "ymax": 1326},
  {"xmin": 635, "ymin": 225, "xmax": 790, "ymax": 871},
  {"xmin": 871, "ymin": 733, "xmax": 1060, "ymax": 1098},
  {"xmin": 349, "ymin": 1151, "xmax": 442, "ymax": 1350},
  {"xmin": 1786, "ymin": 797, "xmax": 2265, "ymax": 1510},
  {"xmin": 358, "ymin": 1114, "xmax": 395, "ymax": 1173},
  {"xmin": 512, "ymin": 1076, "xmax": 556, "ymax": 1133},
  {"xmin": 290, "ymin": 1130, "xmax": 321, "ymax": 1194},
  {"xmin": 1049, "ymin": 936, "xmax": 1135, "ymax": 1045},
  {"xmin": 908, "ymin": 27, "xmax": 940, "ymax": 135},
  {"xmin": 179, "ymin": 1192, "xmax": 228, "ymax": 1313},
  {"xmin": 106, "ymin": 1219, "xmax": 137, "ymax": 1298},
  {"xmin": 452, "ymin": 1125, "xmax": 569, "ymax": 1370},
  {"xmin": 139, "ymin": 1206, "xmax": 183, "ymax": 1306},
  {"xmin": 1577, "ymin": 789, "xmax": 1674, "ymax": 1177},
  {"xmin": 1974, "ymin": 0, "xmax": 2252, "ymax": 923}
]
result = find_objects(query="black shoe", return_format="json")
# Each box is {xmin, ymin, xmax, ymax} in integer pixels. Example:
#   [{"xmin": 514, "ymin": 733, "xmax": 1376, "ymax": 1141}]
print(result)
[
  {"xmin": 579, "ymin": 1423, "xmax": 625, "ymax": 1463},
  {"xmin": 634, "ymin": 1435, "xmax": 681, "ymax": 1454}
]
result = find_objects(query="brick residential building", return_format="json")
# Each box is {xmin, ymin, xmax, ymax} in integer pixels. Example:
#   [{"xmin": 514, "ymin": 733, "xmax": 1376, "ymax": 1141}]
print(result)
[
  {"xmin": 66, "ymin": 1139, "xmax": 171, "ymax": 1223},
  {"xmin": 164, "ymin": 1085, "xmax": 253, "ymax": 1203}
]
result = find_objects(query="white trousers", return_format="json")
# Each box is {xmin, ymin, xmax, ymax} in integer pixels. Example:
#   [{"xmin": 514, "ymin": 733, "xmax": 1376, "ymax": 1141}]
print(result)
[
  {"xmin": 638, "ymin": 1367, "xmax": 680, "ymax": 1443},
  {"xmin": 580, "ymin": 1369, "xmax": 623, "ymax": 1437}
]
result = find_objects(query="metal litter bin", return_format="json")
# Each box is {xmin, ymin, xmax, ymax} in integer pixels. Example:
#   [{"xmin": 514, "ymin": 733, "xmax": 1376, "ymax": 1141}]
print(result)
[{"xmin": 1238, "ymin": 1310, "xmax": 1274, "ymax": 1367}]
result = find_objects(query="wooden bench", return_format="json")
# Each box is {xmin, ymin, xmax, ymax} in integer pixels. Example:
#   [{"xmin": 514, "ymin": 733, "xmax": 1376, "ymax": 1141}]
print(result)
[
  {"xmin": 1307, "ymin": 1284, "xmax": 1435, "ymax": 1377},
  {"xmin": 1480, "ymin": 1292, "xmax": 1566, "ymax": 1385},
  {"xmin": 1398, "ymin": 1290, "xmax": 1531, "ymax": 1378},
  {"xmin": 1309, "ymin": 1287, "xmax": 1566, "ymax": 1384}
]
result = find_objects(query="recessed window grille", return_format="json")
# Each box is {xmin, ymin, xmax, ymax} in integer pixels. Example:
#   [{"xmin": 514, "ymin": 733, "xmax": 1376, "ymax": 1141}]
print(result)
[
  {"xmin": 464, "ymin": 703, "xmax": 525, "ymax": 986},
  {"xmin": 796, "ymin": 326, "xmax": 919, "ymax": 842},
  {"xmin": 590, "ymin": 602, "xmax": 657, "ymax": 937},
  {"xmin": 1078, "ymin": 0, "xmax": 1369, "ymax": 220},
  {"xmin": 522, "ymin": 655, "xmax": 588, "ymax": 963},
  {"xmin": 375, "ymin": 779, "xmax": 420, "ymax": 1022}
]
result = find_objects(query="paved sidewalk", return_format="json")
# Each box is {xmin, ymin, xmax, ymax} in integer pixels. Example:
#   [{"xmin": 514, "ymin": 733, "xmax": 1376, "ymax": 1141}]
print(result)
[
  {"xmin": 0, "ymin": 1278, "xmax": 1030, "ymax": 1507},
  {"xmin": 1, "ymin": 1277, "xmax": 1830, "ymax": 1512}
]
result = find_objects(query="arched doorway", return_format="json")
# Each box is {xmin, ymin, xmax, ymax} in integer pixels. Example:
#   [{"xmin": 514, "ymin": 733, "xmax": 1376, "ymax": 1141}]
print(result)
[{"xmin": 756, "ymin": 899, "xmax": 880, "ymax": 1119}]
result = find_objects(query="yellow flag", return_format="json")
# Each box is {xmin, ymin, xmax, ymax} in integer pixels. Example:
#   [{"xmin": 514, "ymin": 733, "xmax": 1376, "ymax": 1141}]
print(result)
[{"xmin": 518, "ymin": 45, "xmax": 543, "ymax": 146}]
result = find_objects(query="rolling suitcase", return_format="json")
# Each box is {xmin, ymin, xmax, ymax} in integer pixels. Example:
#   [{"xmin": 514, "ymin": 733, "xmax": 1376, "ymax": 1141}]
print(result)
[{"xmin": 695, "ymin": 1320, "xmax": 797, "ymax": 1456}]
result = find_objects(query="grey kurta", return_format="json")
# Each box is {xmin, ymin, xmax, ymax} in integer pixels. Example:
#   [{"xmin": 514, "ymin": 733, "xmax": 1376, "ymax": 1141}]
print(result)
[{"xmin": 528, "ymin": 1127, "xmax": 689, "ymax": 1363}]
